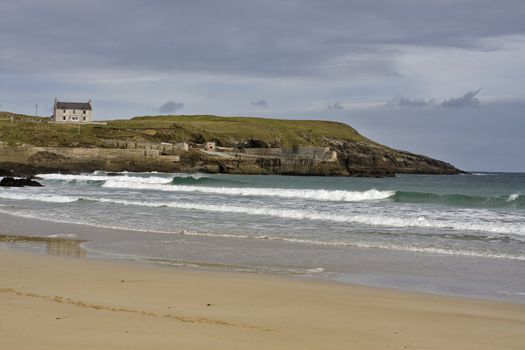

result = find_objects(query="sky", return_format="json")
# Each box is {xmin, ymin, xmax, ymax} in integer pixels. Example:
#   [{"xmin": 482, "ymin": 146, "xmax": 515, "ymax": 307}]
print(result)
[{"xmin": 1, "ymin": 0, "xmax": 524, "ymax": 171}]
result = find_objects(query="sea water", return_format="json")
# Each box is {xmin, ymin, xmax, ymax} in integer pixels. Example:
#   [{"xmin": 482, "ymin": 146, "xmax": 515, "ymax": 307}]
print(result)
[{"xmin": 0, "ymin": 172, "xmax": 524, "ymax": 302}]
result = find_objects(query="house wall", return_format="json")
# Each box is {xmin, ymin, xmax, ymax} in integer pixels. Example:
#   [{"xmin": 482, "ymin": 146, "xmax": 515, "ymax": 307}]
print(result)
[{"xmin": 53, "ymin": 107, "xmax": 93, "ymax": 123}]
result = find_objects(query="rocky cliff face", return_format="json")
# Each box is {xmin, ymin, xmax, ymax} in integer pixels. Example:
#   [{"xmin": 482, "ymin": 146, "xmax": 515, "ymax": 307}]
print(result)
[
  {"xmin": 177, "ymin": 144, "xmax": 460, "ymax": 177},
  {"xmin": 332, "ymin": 139, "xmax": 459, "ymax": 176},
  {"xmin": 0, "ymin": 141, "xmax": 461, "ymax": 177}
]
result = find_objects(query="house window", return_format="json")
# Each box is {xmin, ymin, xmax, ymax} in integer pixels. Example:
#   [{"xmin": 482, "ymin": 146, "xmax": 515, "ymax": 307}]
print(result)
[
  {"xmin": 83, "ymin": 110, "xmax": 86, "ymax": 114},
  {"xmin": 83, "ymin": 116, "xmax": 86, "ymax": 121},
  {"xmin": 63, "ymin": 109, "xmax": 66, "ymax": 113},
  {"xmin": 73, "ymin": 110, "xmax": 76, "ymax": 114},
  {"xmin": 62, "ymin": 116, "xmax": 66, "ymax": 121},
  {"xmin": 71, "ymin": 116, "xmax": 79, "ymax": 121}
]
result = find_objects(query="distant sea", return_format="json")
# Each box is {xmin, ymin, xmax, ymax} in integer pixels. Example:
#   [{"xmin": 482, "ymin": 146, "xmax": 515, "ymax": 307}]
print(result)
[{"xmin": 1, "ymin": 172, "xmax": 524, "ymax": 302}]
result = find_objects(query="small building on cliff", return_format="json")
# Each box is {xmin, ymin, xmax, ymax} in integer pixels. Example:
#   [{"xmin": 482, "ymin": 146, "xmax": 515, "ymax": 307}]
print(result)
[{"xmin": 53, "ymin": 99, "xmax": 93, "ymax": 123}]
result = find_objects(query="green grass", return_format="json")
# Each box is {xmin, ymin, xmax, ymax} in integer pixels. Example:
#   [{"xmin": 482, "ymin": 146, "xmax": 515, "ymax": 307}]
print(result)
[{"xmin": 0, "ymin": 112, "xmax": 377, "ymax": 148}]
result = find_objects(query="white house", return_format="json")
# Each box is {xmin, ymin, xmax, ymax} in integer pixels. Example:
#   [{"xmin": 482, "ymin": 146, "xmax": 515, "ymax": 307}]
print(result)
[{"xmin": 53, "ymin": 99, "xmax": 93, "ymax": 123}]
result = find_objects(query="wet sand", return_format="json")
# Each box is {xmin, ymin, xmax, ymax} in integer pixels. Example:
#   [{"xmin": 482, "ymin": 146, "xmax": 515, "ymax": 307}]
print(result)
[{"xmin": 1, "ymin": 247, "xmax": 524, "ymax": 349}]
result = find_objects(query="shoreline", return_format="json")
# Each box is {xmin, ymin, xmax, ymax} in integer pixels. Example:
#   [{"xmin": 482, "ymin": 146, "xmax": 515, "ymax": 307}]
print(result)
[
  {"xmin": 1, "ymin": 209, "xmax": 524, "ymax": 304},
  {"xmin": 1, "ymin": 247, "xmax": 525, "ymax": 349},
  {"xmin": 2, "ymin": 231, "xmax": 525, "ymax": 305}
]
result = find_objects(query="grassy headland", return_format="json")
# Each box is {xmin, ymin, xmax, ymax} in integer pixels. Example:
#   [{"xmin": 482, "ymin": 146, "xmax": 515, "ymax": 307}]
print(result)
[{"xmin": 0, "ymin": 112, "xmax": 372, "ymax": 148}]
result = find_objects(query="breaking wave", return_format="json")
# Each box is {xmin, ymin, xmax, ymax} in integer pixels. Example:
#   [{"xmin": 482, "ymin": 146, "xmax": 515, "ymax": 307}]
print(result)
[
  {"xmin": 37, "ymin": 172, "xmax": 237, "ymax": 186},
  {"xmin": 101, "ymin": 179, "xmax": 524, "ymax": 207},
  {"xmin": 37, "ymin": 173, "xmax": 175, "ymax": 184},
  {"xmin": 102, "ymin": 181, "xmax": 395, "ymax": 202},
  {"xmin": 35, "ymin": 172, "xmax": 524, "ymax": 208},
  {"xmin": 392, "ymin": 191, "xmax": 524, "ymax": 208},
  {"xmin": 170, "ymin": 176, "xmax": 237, "ymax": 185},
  {"xmin": 1, "ymin": 190, "xmax": 523, "ymax": 235}
]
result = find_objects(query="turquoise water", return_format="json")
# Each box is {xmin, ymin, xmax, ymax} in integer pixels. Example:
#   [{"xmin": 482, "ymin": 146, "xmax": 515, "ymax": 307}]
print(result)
[{"xmin": 0, "ymin": 172, "xmax": 524, "ymax": 301}]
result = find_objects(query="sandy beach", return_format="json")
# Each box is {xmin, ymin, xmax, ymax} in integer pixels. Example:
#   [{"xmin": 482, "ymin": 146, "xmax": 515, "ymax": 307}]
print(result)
[{"xmin": 1, "ymin": 248, "xmax": 524, "ymax": 349}]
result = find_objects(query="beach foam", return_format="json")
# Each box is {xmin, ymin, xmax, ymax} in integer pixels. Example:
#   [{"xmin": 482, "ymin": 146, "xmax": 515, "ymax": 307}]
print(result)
[
  {"xmin": 80, "ymin": 197, "xmax": 525, "ymax": 235},
  {"xmin": 0, "ymin": 191, "xmax": 78, "ymax": 203},
  {"xmin": 181, "ymin": 230, "xmax": 525, "ymax": 260},
  {"xmin": 1, "ymin": 205, "xmax": 523, "ymax": 261}
]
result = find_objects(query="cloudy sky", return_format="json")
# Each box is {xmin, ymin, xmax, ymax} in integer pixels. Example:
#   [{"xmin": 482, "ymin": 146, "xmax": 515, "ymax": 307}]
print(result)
[{"xmin": 1, "ymin": 0, "xmax": 524, "ymax": 171}]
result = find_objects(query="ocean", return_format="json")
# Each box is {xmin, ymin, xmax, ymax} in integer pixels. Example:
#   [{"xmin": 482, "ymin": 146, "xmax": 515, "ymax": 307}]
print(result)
[{"xmin": 1, "ymin": 171, "xmax": 524, "ymax": 302}]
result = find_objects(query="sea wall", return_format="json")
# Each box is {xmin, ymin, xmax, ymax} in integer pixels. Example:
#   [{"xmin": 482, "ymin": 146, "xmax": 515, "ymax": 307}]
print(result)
[{"xmin": 0, "ymin": 143, "xmax": 180, "ymax": 174}]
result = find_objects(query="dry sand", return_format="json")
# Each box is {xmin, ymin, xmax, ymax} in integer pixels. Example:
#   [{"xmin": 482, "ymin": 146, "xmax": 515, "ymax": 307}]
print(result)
[{"xmin": 1, "ymin": 249, "xmax": 524, "ymax": 349}]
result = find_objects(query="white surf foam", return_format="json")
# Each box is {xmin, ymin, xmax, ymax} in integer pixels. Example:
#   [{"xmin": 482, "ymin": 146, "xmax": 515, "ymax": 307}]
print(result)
[
  {"xmin": 1, "ymin": 190, "xmax": 523, "ymax": 236},
  {"xmin": 102, "ymin": 180, "xmax": 395, "ymax": 202},
  {"xmin": 1, "ymin": 206, "xmax": 523, "ymax": 261},
  {"xmin": 37, "ymin": 173, "xmax": 174, "ymax": 184},
  {"xmin": 47, "ymin": 233, "xmax": 78, "ymax": 239},
  {"xmin": 507, "ymin": 193, "xmax": 521, "ymax": 202},
  {"xmin": 82, "ymin": 197, "xmax": 525, "ymax": 235},
  {"xmin": 0, "ymin": 191, "xmax": 78, "ymax": 203},
  {"xmin": 181, "ymin": 231, "xmax": 525, "ymax": 261}
]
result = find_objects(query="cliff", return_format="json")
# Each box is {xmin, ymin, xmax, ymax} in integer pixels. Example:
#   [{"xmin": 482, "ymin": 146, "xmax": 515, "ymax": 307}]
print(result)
[{"xmin": 0, "ymin": 112, "xmax": 462, "ymax": 177}]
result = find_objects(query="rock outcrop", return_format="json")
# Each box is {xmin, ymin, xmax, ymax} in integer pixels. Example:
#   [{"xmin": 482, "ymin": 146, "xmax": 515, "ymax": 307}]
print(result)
[{"xmin": 0, "ymin": 177, "xmax": 43, "ymax": 187}]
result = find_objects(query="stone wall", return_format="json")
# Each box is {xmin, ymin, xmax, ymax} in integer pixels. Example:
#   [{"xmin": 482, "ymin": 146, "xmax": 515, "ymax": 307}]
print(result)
[
  {"xmin": 0, "ymin": 142, "xmax": 180, "ymax": 173},
  {"xmin": 103, "ymin": 140, "xmax": 188, "ymax": 154},
  {"xmin": 242, "ymin": 148, "xmax": 283, "ymax": 157},
  {"xmin": 243, "ymin": 147, "xmax": 337, "ymax": 162}
]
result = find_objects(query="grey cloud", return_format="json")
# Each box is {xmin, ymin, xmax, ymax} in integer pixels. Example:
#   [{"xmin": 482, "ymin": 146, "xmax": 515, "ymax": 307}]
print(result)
[
  {"xmin": 341, "ymin": 100, "xmax": 525, "ymax": 172},
  {"xmin": 251, "ymin": 99, "xmax": 268, "ymax": 108},
  {"xmin": 440, "ymin": 89, "xmax": 482, "ymax": 108},
  {"xmin": 158, "ymin": 100, "xmax": 184, "ymax": 114},
  {"xmin": 386, "ymin": 90, "xmax": 482, "ymax": 109},
  {"xmin": 2, "ymin": 1, "xmax": 525, "ymax": 78},
  {"xmin": 327, "ymin": 102, "xmax": 344, "ymax": 110},
  {"xmin": 386, "ymin": 97, "xmax": 436, "ymax": 108}
]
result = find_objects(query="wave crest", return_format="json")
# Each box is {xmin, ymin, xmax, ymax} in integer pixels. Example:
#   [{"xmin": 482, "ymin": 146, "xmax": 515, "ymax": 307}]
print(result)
[
  {"xmin": 37, "ymin": 173, "xmax": 174, "ymax": 184},
  {"xmin": 393, "ymin": 191, "xmax": 525, "ymax": 208},
  {"xmin": 102, "ymin": 181, "xmax": 395, "ymax": 202}
]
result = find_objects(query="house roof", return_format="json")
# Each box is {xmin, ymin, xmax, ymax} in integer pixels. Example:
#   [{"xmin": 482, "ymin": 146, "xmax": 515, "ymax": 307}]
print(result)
[{"xmin": 56, "ymin": 101, "xmax": 92, "ymax": 110}]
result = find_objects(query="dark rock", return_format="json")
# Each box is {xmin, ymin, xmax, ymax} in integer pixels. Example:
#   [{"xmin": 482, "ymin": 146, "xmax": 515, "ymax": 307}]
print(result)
[
  {"xmin": 0, "ymin": 162, "xmax": 59, "ymax": 177},
  {"xmin": 0, "ymin": 177, "xmax": 43, "ymax": 187},
  {"xmin": 107, "ymin": 172, "xmax": 123, "ymax": 176},
  {"xmin": 245, "ymin": 138, "xmax": 270, "ymax": 148}
]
